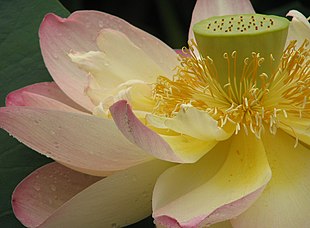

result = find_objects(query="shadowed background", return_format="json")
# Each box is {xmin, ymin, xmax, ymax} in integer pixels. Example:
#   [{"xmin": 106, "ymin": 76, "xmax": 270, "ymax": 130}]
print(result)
[{"xmin": 59, "ymin": 0, "xmax": 310, "ymax": 49}]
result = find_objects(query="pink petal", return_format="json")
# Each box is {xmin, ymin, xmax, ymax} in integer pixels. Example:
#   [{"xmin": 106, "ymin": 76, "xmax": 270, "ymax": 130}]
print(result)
[
  {"xmin": 0, "ymin": 106, "xmax": 151, "ymax": 176},
  {"xmin": 31, "ymin": 160, "xmax": 172, "ymax": 227},
  {"xmin": 153, "ymin": 132, "xmax": 271, "ymax": 227},
  {"xmin": 188, "ymin": 0, "xmax": 255, "ymax": 41},
  {"xmin": 12, "ymin": 162, "xmax": 101, "ymax": 227},
  {"xmin": 109, "ymin": 100, "xmax": 185, "ymax": 163},
  {"xmin": 6, "ymin": 82, "xmax": 87, "ymax": 113},
  {"xmin": 39, "ymin": 11, "xmax": 178, "ymax": 110}
]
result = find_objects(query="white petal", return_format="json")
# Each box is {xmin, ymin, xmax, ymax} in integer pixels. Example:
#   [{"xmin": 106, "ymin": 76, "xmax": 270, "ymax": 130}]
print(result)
[
  {"xmin": 286, "ymin": 10, "xmax": 310, "ymax": 47},
  {"xmin": 188, "ymin": 0, "xmax": 255, "ymax": 41}
]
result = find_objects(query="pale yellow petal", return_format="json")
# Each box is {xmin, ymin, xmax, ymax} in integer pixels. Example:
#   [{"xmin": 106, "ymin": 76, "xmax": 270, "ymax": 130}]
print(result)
[
  {"xmin": 232, "ymin": 130, "xmax": 310, "ymax": 228},
  {"xmin": 126, "ymin": 83, "xmax": 155, "ymax": 113},
  {"xmin": 69, "ymin": 29, "xmax": 166, "ymax": 88},
  {"xmin": 210, "ymin": 220, "xmax": 233, "ymax": 228},
  {"xmin": 161, "ymin": 134, "xmax": 218, "ymax": 163},
  {"xmin": 279, "ymin": 116, "xmax": 310, "ymax": 146},
  {"xmin": 164, "ymin": 107, "xmax": 233, "ymax": 141},
  {"xmin": 153, "ymin": 132, "xmax": 271, "ymax": 227}
]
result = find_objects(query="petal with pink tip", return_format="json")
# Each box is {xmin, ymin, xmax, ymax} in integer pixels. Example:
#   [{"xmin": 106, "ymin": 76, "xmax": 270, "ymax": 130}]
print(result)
[
  {"xmin": 0, "ymin": 106, "xmax": 151, "ymax": 176},
  {"xmin": 6, "ymin": 82, "xmax": 87, "ymax": 113},
  {"xmin": 188, "ymin": 0, "xmax": 255, "ymax": 41},
  {"xmin": 36, "ymin": 160, "xmax": 173, "ymax": 227},
  {"xmin": 286, "ymin": 10, "xmax": 310, "ymax": 47},
  {"xmin": 232, "ymin": 130, "xmax": 310, "ymax": 228},
  {"xmin": 153, "ymin": 132, "xmax": 271, "ymax": 228},
  {"xmin": 110, "ymin": 100, "xmax": 184, "ymax": 163},
  {"xmin": 39, "ymin": 11, "xmax": 177, "ymax": 110},
  {"xmin": 12, "ymin": 162, "xmax": 101, "ymax": 227}
]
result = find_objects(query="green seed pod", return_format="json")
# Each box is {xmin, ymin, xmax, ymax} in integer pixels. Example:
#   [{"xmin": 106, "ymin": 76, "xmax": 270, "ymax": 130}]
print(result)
[{"xmin": 193, "ymin": 14, "xmax": 290, "ymax": 86}]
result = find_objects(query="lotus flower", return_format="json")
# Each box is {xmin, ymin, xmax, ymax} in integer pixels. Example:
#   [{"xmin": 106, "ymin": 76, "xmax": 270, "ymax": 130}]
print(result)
[{"xmin": 0, "ymin": 0, "xmax": 309, "ymax": 227}]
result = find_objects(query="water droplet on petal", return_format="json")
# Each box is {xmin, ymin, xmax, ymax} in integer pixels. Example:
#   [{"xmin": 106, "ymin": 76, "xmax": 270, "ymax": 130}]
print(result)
[
  {"xmin": 53, "ymin": 141, "xmax": 59, "ymax": 149},
  {"xmin": 50, "ymin": 184, "xmax": 57, "ymax": 192},
  {"xmin": 33, "ymin": 182, "xmax": 41, "ymax": 191},
  {"xmin": 52, "ymin": 53, "xmax": 58, "ymax": 59},
  {"xmin": 98, "ymin": 20, "xmax": 104, "ymax": 28}
]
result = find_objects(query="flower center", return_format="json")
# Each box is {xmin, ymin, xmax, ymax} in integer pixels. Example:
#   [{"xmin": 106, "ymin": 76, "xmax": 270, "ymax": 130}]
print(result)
[{"xmin": 152, "ymin": 14, "xmax": 309, "ymax": 139}]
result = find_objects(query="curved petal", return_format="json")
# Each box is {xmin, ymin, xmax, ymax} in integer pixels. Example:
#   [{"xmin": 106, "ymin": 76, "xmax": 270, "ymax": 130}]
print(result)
[
  {"xmin": 6, "ymin": 82, "xmax": 87, "ymax": 113},
  {"xmin": 70, "ymin": 29, "xmax": 166, "ymax": 85},
  {"xmin": 161, "ymin": 134, "xmax": 218, "ymax": 163},
  {"xmin": 156, "ymin": 220, "xmax": 233, "ymax": 228},
  {"xmin": 39, "ymin": 11, "xmax": 178, "ymax": 110},
  {"xmin": 110, "ymin": 100, "xmax": 184, "ymax": 163},
  {"xmin": 210, "ymin": 221, "xmax": 233, "ymax": 228},
  {"xmin": 153, "ymin": 131, "xmax": 271, "ymax": 228},
  {"xmin": 36, "ymin": 160, "xmax": 173, "ymax": 228},
  {"xmin": 286, "ymin": 10, "xmax": 310, "ymax": 47},
  {"xmin": 111, "ymin": 100, "xmax": 217, "ymax": 163},
  {"xmin": 155, "ymin": 106, "xmax": 233, "ymax": 141},
  {"xmin": 188, "ymin": 0, "xmax": 255, "ymax": 41},
  {"xmin": 0, "ymin": 106, "xmax": 151, "ymax": 176},
  {"xmin": 125, "ymin": 83, "xmax": 155, "ymax": 113},
  {"xmin": 232, "ymin": 130, "xmax": 310, "ymax": 228},
  {"xmin": 12, "ymin": 162, "xmax": 101, "ymax": 227}
]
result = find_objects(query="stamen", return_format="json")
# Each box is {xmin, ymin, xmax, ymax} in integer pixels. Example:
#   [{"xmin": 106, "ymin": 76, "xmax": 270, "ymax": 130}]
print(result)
[{"xmin": 152, "ymin": 39, "xmax": 309, "ymax": 140}]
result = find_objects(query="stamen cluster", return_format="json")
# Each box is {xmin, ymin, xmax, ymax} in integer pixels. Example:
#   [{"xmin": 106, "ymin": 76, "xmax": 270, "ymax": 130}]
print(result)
[{"xmin": 153, "ymin": 40, "xmax": 309, "ymax": 139}]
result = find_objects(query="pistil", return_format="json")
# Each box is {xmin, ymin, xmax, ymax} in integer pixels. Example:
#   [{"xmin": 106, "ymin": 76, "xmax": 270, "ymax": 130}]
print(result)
[
  {"xmin": 193, "ymin": 14, "xmax": 290, "ymax": 86},
  {"xmin": 152, "ymin": 14, "xmax": 309, "ymax": 139}
]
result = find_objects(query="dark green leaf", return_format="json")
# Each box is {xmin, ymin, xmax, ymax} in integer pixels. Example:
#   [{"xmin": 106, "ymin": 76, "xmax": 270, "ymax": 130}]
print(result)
[{"xmin": 0, "ymin": 0, "xmax": 69, "ymax": 226}]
